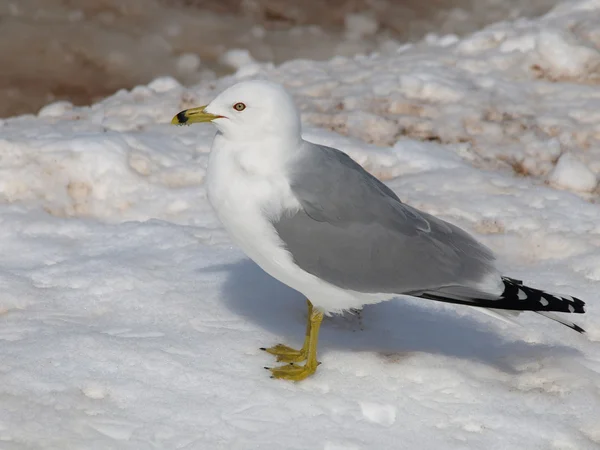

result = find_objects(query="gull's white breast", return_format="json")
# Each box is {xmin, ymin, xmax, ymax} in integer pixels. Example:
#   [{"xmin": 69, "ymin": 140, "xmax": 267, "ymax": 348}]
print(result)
[{"xmin": 206, "ymin": 135, "xmax": 387, "ymax": 313}]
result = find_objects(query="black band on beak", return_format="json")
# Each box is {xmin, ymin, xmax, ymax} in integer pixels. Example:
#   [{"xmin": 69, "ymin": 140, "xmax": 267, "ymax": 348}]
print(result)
[{"xmin": 176, "ymin": 111, "xmax": 189, "ymax": 124}]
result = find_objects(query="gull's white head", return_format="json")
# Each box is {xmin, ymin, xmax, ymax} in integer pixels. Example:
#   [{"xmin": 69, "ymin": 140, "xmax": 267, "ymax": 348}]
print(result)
[{"xmin": 172, "ymin": 80, "xmax": 301, "ymax": 143}]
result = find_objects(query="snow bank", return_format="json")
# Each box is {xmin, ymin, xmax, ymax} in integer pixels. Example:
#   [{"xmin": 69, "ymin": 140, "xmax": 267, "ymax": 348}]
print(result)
[
  {"xmin": 0, "ymin": 0, "xmax": 563, "ymax": 118},
  {"xmin": 1, "ymin": 1, "xmax": 599, "ymax": 449},
  {"xmin": 251, "ymin": 1, "xmax": 600, "ymax": 189}
]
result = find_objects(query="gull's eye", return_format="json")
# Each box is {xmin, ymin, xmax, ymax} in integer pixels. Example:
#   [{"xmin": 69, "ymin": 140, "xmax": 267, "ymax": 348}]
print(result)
[{"xmin": 233, "ymin": 102, "xmax": 246, "ymax": 111}]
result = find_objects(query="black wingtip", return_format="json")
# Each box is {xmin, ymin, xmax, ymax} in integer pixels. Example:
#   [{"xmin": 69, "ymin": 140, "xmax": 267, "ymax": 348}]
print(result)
[
  {"xmin": 419, "ymin": 278, "xmax": 587, "ymax": 334},
  {"xmin": 565, "ymin": 322, "xmax": 586, "ymax": 334},
  {"xmin": 503, "ymin": 276, "xmax": 523, "ymax": 285},
  {"xmin": 500, "ymin": 277, "xmax": 586, "ymax": 314}
]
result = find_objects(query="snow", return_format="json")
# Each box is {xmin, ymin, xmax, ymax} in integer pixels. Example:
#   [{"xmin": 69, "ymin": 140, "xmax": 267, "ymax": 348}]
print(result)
[
  {"xmin": 549, "ymin": 153, "xmax": 598, "ymax": 192},
  {"xmin": 220, "ymin": 49, "xmax": 258, "ymax": 71},
  {"xmin": 1, "ymin": 0, "xmax": 568, "ymax": 119},
  {"xmin": 344, "ymin": 13, "xmax": 380, "ymax": 39},
  {"xmin": 1, "ymin": 1, "xmax": 600, "ymax": 448},
  {"xmin": 176, "ymin": 54, "xmax": 202, "ymax": 76}
]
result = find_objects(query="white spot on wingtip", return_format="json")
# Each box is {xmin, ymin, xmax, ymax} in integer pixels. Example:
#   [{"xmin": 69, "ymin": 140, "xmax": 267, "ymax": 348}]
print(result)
[
  {"xmin": 539, "ymin": 298, "xmax": 549, "ymax": 306},
  {"xmin": 568, "ymin": 304, "xmax": 575, "ymax": 313},
  {"xmin": 517, "ymin": 289, "xmax": 527, "ymax": 300}
]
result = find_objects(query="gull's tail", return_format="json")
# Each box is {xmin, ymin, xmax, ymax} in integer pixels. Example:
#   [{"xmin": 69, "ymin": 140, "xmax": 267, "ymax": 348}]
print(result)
[{"xmin": 417, "ymin": 277, "xmax": 586, "ymax": 333}]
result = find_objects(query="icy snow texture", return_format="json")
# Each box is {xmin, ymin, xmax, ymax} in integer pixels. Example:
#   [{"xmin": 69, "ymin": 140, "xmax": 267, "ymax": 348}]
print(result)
[
  {"xmin": 549, "ymin": 153, "xmax": 598, "ymax": 192},
  {"xmin": 247, "ymin": 0, "xmax": 600, "ymax": 187},
  {"xmin": 0, "ymin": 0, "xmax": 564, "ymax": 117},
  {"xmin": 1, "ymin": 1, "xmax": 600, "ymax": 449}
]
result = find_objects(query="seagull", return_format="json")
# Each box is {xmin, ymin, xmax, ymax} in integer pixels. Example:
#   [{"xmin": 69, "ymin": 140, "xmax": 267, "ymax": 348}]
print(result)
[{"xmin": 172, "ymin": 80, "xmax": 586, "ymax": 381}]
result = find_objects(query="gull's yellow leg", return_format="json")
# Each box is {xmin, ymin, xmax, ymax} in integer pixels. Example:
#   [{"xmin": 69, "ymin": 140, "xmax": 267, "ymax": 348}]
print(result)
[
  {"xmin": 267, "ymin": 303, "xmax": 324, "ymax": 381},
  {"xmin": 261, "ymin": 299, "xmax": 313, "ymax": 363}
]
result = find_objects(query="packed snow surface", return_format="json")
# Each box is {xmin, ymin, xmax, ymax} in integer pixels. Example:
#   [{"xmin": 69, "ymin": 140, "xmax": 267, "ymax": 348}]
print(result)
[{"xmin": 1, "ymin": 1, "xmax": 600, "ymax": 449}]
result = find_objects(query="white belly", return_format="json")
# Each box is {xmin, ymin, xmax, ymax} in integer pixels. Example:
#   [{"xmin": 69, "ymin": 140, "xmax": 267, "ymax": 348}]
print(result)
[{"xmin": 206, "ymin": 143, "xmax": 387, "ymax": 313}]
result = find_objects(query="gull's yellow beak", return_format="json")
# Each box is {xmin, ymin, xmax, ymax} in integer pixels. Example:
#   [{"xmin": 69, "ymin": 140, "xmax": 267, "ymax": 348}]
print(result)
[{"xmin": 171, "ymin": 106, "xmax": 221, "ymax": 125}]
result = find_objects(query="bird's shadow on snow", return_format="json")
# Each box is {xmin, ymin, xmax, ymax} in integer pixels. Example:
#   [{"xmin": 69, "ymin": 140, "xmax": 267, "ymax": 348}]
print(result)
[{"xmin": 218, "ymin": 260, "xmax": 581, "ymax": 373}]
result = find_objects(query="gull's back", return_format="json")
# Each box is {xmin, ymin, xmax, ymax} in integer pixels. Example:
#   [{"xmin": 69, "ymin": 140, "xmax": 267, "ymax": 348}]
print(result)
[{"xmin": 273, "ymin": 141, "xmax": 501, "ymax": 297}]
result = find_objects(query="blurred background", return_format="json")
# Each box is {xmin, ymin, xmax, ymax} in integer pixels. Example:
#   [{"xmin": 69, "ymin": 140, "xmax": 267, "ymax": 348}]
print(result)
[{"xmin": 0, "ymin": 0, "xmax": 564, "ymax": 118}]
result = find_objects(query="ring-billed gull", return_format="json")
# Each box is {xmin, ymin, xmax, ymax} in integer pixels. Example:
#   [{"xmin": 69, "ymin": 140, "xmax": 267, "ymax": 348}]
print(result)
[{"xmin": 172, "ymin": 80, "xmax": 586, "ymax": 381}]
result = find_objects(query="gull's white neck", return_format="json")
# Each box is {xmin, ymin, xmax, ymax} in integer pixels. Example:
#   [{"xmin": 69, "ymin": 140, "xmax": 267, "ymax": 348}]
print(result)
[
  {"xmin": 206, "ymin": 132, "xmax": 302, "ymax": 229},
  {"xmin": 210, "ymin": 132, "xmax": 301, "ymax": 177}
]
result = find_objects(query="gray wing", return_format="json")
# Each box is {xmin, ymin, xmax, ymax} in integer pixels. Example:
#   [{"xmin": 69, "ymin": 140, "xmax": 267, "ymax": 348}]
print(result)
[{"xmin": 272, "ymin": 142, "xmax": 497, "ymax": 295}]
